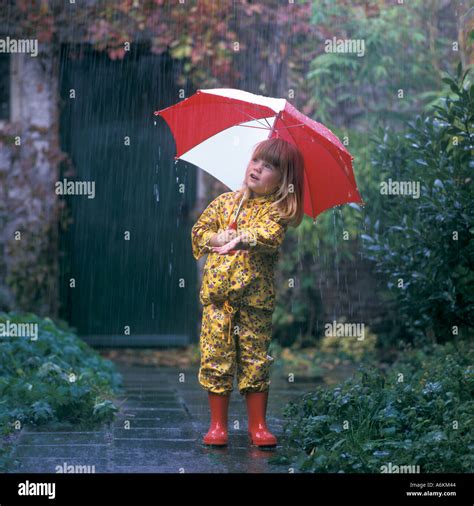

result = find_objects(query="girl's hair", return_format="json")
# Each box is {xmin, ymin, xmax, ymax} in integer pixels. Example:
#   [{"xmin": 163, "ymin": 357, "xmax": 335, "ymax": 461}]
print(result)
[{"xmin": 235, "ymin": 138, "xmax": 305, "ymax": 227}]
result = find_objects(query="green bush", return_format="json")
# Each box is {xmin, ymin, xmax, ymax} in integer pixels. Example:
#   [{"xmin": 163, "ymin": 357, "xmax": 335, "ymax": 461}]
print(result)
[
  {"xmin": 307, "ymin": 0, "xmax": 457, "ymax": 129},
  {"xmin": 362, "ymin": 64, "xmax": 473, "ymax": 345},
  {"xmin": 271, "ymin": 339, "xmax": 473, "ymax": 473},
  {"xmin": 0, "ymin": 312, "xmax": 123, "ymax": 470}
]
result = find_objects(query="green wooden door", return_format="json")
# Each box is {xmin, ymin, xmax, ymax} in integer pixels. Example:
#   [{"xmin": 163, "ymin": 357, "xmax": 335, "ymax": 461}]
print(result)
[{"xmin": 58, "ymin": 43, "xmax": 198, "ymax": 346}]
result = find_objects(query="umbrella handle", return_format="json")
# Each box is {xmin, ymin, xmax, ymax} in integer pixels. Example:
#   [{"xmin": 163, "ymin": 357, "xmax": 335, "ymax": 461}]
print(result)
[
  {"xmin": 226, "ymin": 220, "xmax": 238, "ymax": 254},
  {"xmin": 224, "ymin": 195, "xmax": 244, "ymax": 254}
]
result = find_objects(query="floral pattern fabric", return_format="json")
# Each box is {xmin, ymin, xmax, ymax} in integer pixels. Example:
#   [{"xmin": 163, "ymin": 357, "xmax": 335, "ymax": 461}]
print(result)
[
  {"xmin": 191, "ymin": 190, "xmax": 288, "ymax": 311},
  {"xmin": 192, "ymin": 190, "xmax": 288, "ymax": 395},
  {"xmin": 198, "ymin": 302, "xmax": 274, "ymax": 395}
]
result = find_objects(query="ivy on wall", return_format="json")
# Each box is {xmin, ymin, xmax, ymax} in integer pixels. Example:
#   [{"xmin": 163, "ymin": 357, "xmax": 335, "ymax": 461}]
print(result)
[{"xmin": 0, "ymin": 113, "xmax": 72, "ymax": 316}]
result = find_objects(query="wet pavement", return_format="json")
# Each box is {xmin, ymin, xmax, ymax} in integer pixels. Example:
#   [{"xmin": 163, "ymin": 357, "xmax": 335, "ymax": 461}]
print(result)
[{"xmin": 9, "ymin": 364, "xmax": 326, "ymax": 473}]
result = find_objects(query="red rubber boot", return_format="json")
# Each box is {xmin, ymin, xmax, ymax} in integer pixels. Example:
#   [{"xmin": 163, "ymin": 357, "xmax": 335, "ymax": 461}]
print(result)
[
  {"xmin": 203, "ymin": 392, "xmax": 230, "ymax": 446},
  {"xmin": 246, "ymin": 391, "xmax": 277, "ymax": 447}
]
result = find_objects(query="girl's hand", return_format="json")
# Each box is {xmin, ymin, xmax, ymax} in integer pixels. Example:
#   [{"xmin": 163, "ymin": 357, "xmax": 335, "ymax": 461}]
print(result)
[
  {"xmin": 214, "ymin": 228, "xmax": 238, "ymax": 247},
  {"xmin": 211, "ymin": 236, "xmax": 242, "ymax": 254},
  {"xmin": 222, "ymin": 227, "xmax": 238, "ymax": 242}
]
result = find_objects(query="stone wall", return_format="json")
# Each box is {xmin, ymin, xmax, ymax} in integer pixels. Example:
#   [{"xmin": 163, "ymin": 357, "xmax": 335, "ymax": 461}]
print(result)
[{"xmin": 0, "ymin": 43, "xmax": 65, "ymax": 316}]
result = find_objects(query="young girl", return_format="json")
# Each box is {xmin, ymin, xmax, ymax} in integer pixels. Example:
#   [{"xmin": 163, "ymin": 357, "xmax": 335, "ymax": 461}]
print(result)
[{"xmin": 191, "ymin": 138, "xmax": 304, "ymax": 447}]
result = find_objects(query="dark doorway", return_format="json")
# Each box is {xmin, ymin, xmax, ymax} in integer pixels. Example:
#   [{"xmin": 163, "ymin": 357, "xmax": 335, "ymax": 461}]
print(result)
[{"xmin": 58, "ymin": 43, "xmax": 198, "ymax": 346}]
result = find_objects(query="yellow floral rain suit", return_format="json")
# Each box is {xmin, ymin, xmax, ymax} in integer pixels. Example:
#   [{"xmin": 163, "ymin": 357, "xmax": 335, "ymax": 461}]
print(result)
[{"xmin": 191, "ymin": 190, "xmax": 288, "ymax": 396}]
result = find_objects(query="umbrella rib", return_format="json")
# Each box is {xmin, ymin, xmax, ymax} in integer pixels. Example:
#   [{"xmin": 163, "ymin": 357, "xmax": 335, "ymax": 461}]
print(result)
[
  {"xmin": 232, "ymin": 106, "xmax": 274, "ymax": 128},
  {"xmin": 237, "ymin": 124, "xmax": 272, "ymax": 131}
]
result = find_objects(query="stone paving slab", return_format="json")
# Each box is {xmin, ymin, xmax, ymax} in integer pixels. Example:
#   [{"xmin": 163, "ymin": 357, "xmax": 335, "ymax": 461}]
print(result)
[
  {"xmin": 20, "ymin": 428, "xmax": 104, "ymax": 434},
  {"xmin": 121, "ymin": 400, "xmax": 183, "ymax": 408},
  {"xmin": 109, "ymin": 446, "xmax": 284, "ymax": 473},
  {"xmin": 112, "ymin": 418, "xmax": 182, "ymax": 429},
  {"xmin": 120, "ymin": 407, "xmax": 184, "ymax": 413},
  {"xmin": 164, "ymin": 448, "xmax": 284, "ymax": 473},
  {"xmin": 122, "ymin": 394, "xmax": 179, "ymax": 401},
  {"xmin": 123, "ymin": 388, "xmax": 177, "ymax": 394},
  {"xmin": 113, "ymin": 428, "xmax": 196, "ymax": 439},
  {"xmin": 10, "ymin": 458, "xmax": 108, "ymax": 473},
  {"xmin": 17, "ymin": 433, "xmax": 108, "ymax": 445},
  {"xmin": 13, "ymin": 444, "xmax": 109, "ymax": 459},
  {"xmin": 8, "ymin": 362, "xmax": 323, "ymax": 473},
  {"xmin": 116, "ymin": 410, "xmax": 186, "ymax": 418}
]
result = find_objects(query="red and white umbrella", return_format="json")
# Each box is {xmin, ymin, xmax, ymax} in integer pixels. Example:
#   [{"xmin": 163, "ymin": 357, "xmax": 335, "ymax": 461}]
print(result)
[{"xmin": 155, "ymin": 88, "xmax": 364, "ymax": 220}]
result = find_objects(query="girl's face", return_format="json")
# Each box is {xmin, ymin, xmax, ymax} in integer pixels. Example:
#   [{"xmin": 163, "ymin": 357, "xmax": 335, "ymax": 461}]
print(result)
[{"xmin": 245, "ymin": 156, "xmax": 282, "ymax": 196}]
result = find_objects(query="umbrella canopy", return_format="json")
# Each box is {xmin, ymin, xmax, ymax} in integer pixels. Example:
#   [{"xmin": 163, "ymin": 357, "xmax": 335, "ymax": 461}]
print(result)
[{"xmin": 155, "ymin": 88, "xmax": 364, "ymax": 220}]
